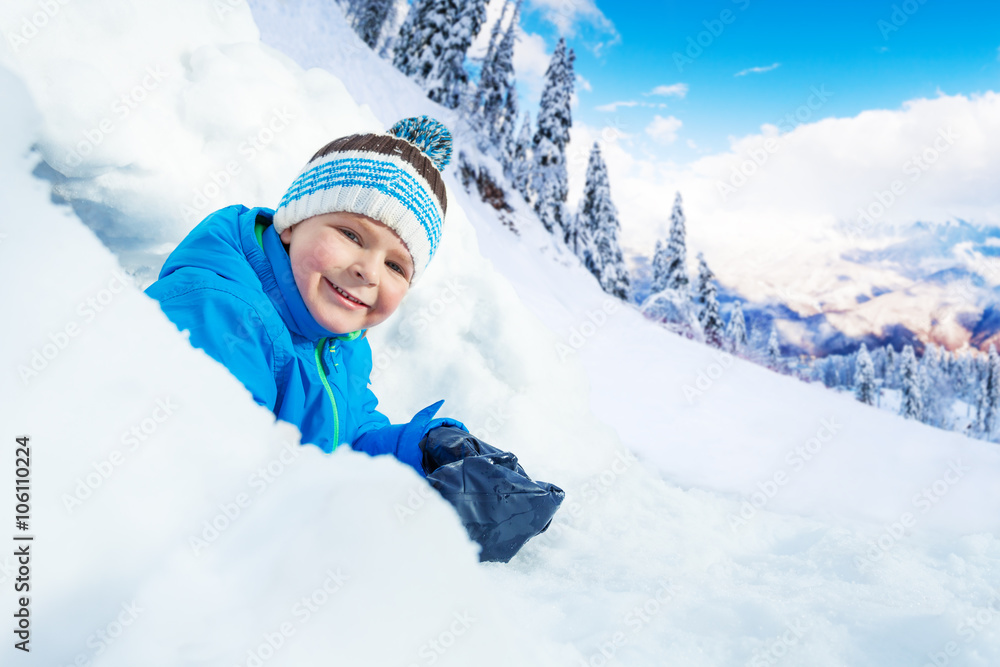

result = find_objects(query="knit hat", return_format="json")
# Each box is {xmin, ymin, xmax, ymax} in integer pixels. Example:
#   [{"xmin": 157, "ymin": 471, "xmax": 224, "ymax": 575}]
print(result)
[{"xmin": 273, "ymin": 116, "xmax": 452, "ymax": 285}]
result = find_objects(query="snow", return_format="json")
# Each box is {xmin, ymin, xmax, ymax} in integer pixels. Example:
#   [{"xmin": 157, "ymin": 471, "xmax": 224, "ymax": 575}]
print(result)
[{"xmin": 2, "ymin": 1, "xmax": 999, "ymax": 665}]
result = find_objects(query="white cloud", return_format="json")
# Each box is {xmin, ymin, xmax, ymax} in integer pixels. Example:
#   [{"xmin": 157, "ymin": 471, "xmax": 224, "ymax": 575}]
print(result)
[
  {"xmin": 525, "ymin": 0, "xmax": 620, "ymax": 51},
  {"xmin": 596, "ymin": 101, "xmax": 669, "ymax": 112},
  {"xmin": 645, "ymin": 115, "xmax": 683, "ymax": 144},
  {"xmin": 577, "ymin": 74, "xmax": 592, "ymax": 93},
  {"xmin": 645, "ymin": 83, "xmax": 688, "ymax": 98},
  {"xmin": 734, "ymin": 63, "xmax": 781, "ymax": 77},
  {"xmin": 511, "ymin": 28, "xmax": 554, "ymax": 109},
  {"xmin": 596, "ymin": 100, "xmax": 639, "ymax": 112}
]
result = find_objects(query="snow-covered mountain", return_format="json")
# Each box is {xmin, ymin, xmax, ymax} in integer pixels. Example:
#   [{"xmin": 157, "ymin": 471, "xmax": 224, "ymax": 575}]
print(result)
[
  {"xmin": 710, "ymin": 219, "xmax": 1000, "ymax": 358},
  {"xmin": 3, "ymin": 1, "xmax": 1000, "ymax": 665}
]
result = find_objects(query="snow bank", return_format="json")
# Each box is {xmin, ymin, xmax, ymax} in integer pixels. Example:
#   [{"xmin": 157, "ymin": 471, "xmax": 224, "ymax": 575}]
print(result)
[
  {"xmin": 3, "ymin": 0, "xmax": 1000, "ymax": 665},
  {"xmin": 0, "ymin": 58, "xmax": 581, "ymax": 667}
]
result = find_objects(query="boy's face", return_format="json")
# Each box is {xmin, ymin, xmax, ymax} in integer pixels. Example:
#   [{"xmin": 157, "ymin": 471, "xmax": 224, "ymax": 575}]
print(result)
[{"xmin": 279, "ymin": 211, "xmax": 413, "ymax": 334}]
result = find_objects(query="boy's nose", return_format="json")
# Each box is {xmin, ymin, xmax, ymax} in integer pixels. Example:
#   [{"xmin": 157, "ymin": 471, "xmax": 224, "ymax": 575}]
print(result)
[{"xmin": 351, "ymin": 255, "xmax": 379, "ymax": 286}]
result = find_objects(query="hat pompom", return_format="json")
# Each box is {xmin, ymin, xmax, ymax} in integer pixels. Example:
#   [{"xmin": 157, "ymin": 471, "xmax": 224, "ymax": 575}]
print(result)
[{"xmin": 389, "ymin": 116, "xmax": 453, "ymax": 173}]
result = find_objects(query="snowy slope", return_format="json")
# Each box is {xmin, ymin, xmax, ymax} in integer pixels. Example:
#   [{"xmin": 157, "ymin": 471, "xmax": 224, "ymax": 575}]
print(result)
[{"xmin": 2, "ymin": 1, "xmax": 1000, "ymax": 665}]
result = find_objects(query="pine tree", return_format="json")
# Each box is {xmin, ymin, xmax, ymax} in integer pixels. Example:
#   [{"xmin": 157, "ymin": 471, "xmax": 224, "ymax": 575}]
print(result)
[
  {"xmin": 392, "ymin": 0, "xmax": 439, "ymax": 82},
  {"xmin": 650, "ymin": 239, "xmax": 668, "ymax": 293},
  {"xmin": 508, "ymin": 112, "xmax": 534, "ymax": 201},
  {"xmin": 661, "ymin": 193, "xmax": 689, "ymax": 291},
  {"xmin": 694, "ymin": 253, "xmax": 724, "ymax": 347},
  {"xmin": 475, "ymin": 1, "xmax": 519, "ymax": 152},
  {"xmin": 870, "ymin": 345, "xmax": 887, "ymax": 380},
  {"xmin": 985, "ymin": 344, "xmax": 1000, "ymax": 437},
  {"xmin": 392, "ymin": 0, "xmax": 487, "ymax": 109},
  {"xmin": 351, "ymin": 0, "xmax": 394, "ymax": 49},
  {"xmin": 900, "ymin": 345, "xmax": 923, "ymax": 420},
  {"xmin": 576, "ymin": 143, "xmax": 629, "ymax": 299},
  {"xmin": 474, "ymin": 0, "xmax": 506, "ymax": 116},
  {"xmin": 428, "ymin": 0, "xmax": 488, "ymax": 109},
  {"xmin": 531, "ymin": 38, "xmax": 575, "ymax": 235},
  {"xmin": 726, "ymin": 300, "xmax": 748, "ymax": 354},
  {"xmin": 767, "ymin": 327, "xmax": 781, "ymax": 370},
  {"xmin": 884, "ymin": 344, "xmax": 897, "ymax": 388},
  {"xmin": 854, "ymin": 343, "xmax": 877, "ymax": 405}
]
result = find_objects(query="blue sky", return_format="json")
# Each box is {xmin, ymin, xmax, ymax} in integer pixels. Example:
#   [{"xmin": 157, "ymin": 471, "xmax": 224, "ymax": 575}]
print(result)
[{"xmin": 517, "ymin": 0, "xmax": 1000, "ymax": 162}]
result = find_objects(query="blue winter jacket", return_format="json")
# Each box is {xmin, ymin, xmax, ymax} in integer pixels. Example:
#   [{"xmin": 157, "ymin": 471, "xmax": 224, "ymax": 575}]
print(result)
[{"xmin": 145, "ymin": 205, "xmax": 465, "ymax": 476}]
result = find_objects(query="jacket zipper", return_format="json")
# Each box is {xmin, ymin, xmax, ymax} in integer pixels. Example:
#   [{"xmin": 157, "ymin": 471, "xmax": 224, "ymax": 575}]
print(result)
[{"xmin": 314, "ymin": 338, "xmax": 341, "ymax": 451}]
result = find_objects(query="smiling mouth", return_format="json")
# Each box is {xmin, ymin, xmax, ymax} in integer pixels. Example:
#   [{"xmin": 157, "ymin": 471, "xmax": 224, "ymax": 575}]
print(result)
[{"xmin": 325, "ymin": 278, "xmax": 369, "ymax": 308}]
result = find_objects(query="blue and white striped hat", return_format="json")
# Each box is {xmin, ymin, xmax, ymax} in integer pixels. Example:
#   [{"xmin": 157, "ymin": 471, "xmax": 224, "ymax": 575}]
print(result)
[{"xmin": 274, "ymin": 116, "xmax": 452, "ymax": 284}]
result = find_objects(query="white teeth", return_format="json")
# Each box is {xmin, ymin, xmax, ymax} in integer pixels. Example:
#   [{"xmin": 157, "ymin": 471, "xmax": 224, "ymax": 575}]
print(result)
[{"xmin": 331, "ymin": 282, "xmax": 364, "ymax": 306}]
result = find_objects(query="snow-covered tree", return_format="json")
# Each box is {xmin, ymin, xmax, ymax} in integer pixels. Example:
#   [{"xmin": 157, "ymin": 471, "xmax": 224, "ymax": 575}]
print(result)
[
  {"xmin": 350, "ymin": 0, "xmax": 394, "ymax": 49},
  {"xmin": 508, "ymin": 112, "xmax": 534, "ymax": 201},
  {"xmin": 650, "ymin": 240, "xmax": 668, "ymax": 293},
  {"xmin": 694, "ymin": 252, "xmax": 724, "ymax": 347},
  {"xmin": 726, "ymin": 300, "xmax": 748, "ymax": 354},
  {"xmin": 658, "ymin": 193, "xmax": 689, "ymax": 291},
  {"xmin": 899, "ymin": 344, "xmax": 923, "ymax": 420},
  {"xmin": 475, "ymin": 1, "xmax": 519, "ymax": 153},
  {"xmin": 392, "ymin": 0, "xmax": 488, "ymax": 109},
  {"xmin": 919, "ymin": 343, "xmax": 952, "ymax": 428},
  {"xmin": 429, "ymin": 0, "xmax": 487, "ymax": 108},
  {"xmin": 984, "ymin": 344, "xmax": 1000, "ymax": 437},
  {"xmin": 854, "ymin": 343, "xmax": 877, "ymax": 406},
  {"xmin": 767, "ymin": 327, "xmax": 782, "ymax": 370},
  {"xmin": 575, "ymin": 143, "xmax": 629, "ymax": 299},
  {"xmin": 531, "ymin": 38, "xmax": 575, "ymax": 235},
  {"xmin": 392, "ymin": 0, "xmax": 438, "ymax": 80},
  {"xmin": 884, "ymin": 344, "xmax": 897, "ymax": 388}
]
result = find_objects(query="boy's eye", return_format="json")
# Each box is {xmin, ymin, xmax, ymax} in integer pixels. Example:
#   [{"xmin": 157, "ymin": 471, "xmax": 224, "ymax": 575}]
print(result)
[
  {"xmin": 387, "ymin": 261, "xmax": 407, "ymax": 278},
  {"xmin": 340, "ymin": 229, "xmax": 360, "ymax": 243}
]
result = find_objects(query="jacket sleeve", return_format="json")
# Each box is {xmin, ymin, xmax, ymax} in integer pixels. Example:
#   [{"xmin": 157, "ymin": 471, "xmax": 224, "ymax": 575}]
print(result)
[
  {"xmin": 147, "ymin": 283, "xmax": 281, "ymax": 410},
  {"xmin": 352, "ymin": 395, "xmax": 467, "ymax": 477}
]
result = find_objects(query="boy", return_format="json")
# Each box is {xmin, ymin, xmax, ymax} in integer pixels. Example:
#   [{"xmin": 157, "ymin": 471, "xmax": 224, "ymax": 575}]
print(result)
[{"xmin": 146, "ymin": 116, "xmax": 465, "ymax": 475}]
